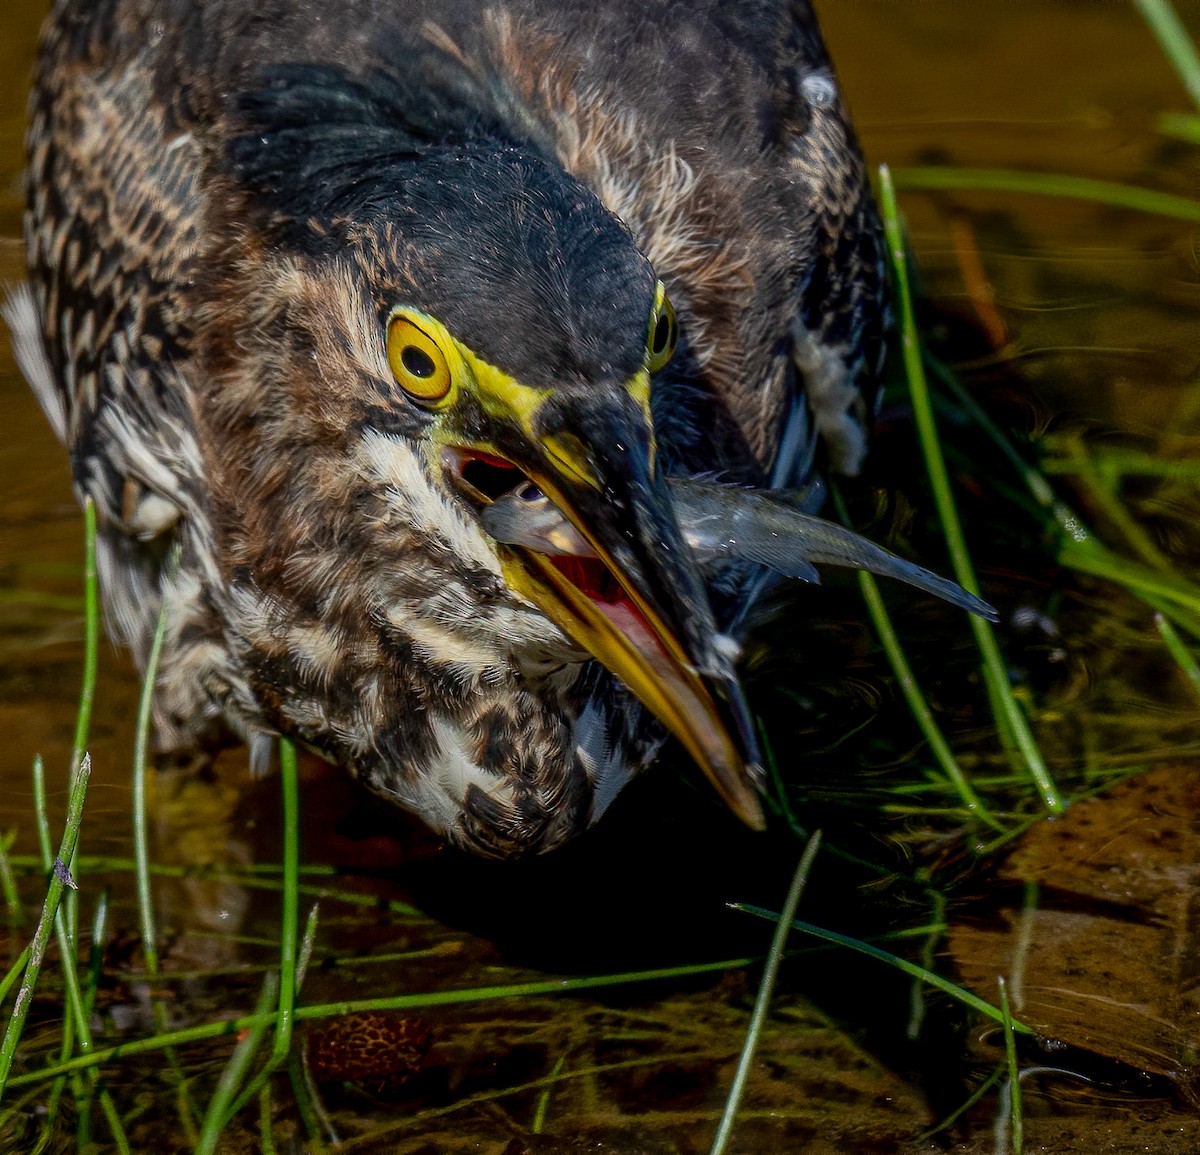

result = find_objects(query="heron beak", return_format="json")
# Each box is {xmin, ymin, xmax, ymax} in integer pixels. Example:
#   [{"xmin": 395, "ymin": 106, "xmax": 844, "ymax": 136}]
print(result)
[{"xmin": 451, "ymin": 397, "xmax": 766, "ymax": 830}]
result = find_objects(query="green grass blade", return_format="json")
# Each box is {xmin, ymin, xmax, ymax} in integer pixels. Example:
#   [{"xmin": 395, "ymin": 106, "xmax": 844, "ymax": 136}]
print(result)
[
  {"xmin": 0, "ymin": 950, "xmax": 31, "ymax": 1008},
  {"xmin": 1157, "ymin": 110, "xmax": 1200, "ymax": 142},
  {"xmin": 832, "ymin": 504, "xmax": 1000, "ymax": 828},
  {"xmin": 928, "ymin": 354, "xmax": 1200, "ymax": 633},
  {"xmin": 1138, "ymin": 594, "xmax": 1200, "ymax": 645},
  {"xmin": 272, "ymin": 737, "xmax": 300, "ymax": 1066},
  {"xmin": 878, "ymin": 164, "xmax": 1063, "ymax": 815},
  {"xmin": 925, "ymin": 354, "xmax": 1072, "ymax": 525},
  {"xmin": 66, "ymin": 500, "xmax": 100, "ymax": 941},
  {"xmin": 0, "ymin": 754, "xmax": 93, "ymax": 1100},
  {"xmin": 1041, "ymin": 446, "xmax": 1200, "ymax": 484},
  {"xmin": 223, "ymin": 903, "xmax": 320, "ymax": 1124},
  {"xmin": 397, "ymin": 1051, "xmax": 708, "ymax": 1136},
  {"xmin": 258, "ymin": 1081, "xmax": 278, "ymax": 1155},
  {"xmin": 1155, "ymin": 612, "xmax": 1200, "ymax": 699},
  {"xmin": 0, "ymin": 590, "xmax": 85, "ymax": 611},
  {"xmin": 133, "ymin": 597, "xmax": 170, "ymax": 977},
  {"xmin": 31, "ymin": 757, "xmax": 51, "ymax": 871},
  {"xmin": 732, "ymin": 902, "xmax": 1030, "ymax": 1034},
  {"xmin": 1133, "ymin": 0, "xmax": 1200, "ymax": 113},
  {"xmin": 196, "ymin": 972, "xmax": 279, "ymax": 1155},
  {"xmin": 1055, "ymin": 435, "xmax": 1175, "ymax": 571},
  {"xmin": 0, "ymin": 834, "xmax": 23, "ymax": 926},
  {"xmin": 710, "ymin": 832, "xmax": 822, "ymax": 1155},
  {"xmin": 128, "ymin": 586, "xmax": 200, "ymax": 1142},
  {"xmin": 69, "ymin": 499, "xmax": 100, "ymax": 795},
  {"xmin": 21, "ymin": 514, "xmax": 129, "ymax": 1151},
  {"xmin": 919, "ymin": 1065, "xmax": 1006, "ymax": 1142},
  {"xmin": 531, "ymin": 1055, "xmax": 566, "ymax": 1134},
  {"xmin": 758, "ymin": 727, "xmax": 805, "ymax": 838},
  {"xmin": 998, "ymin": 976, "xmax": 1023, "ymax": 1155},
  {"xmin": 46, "ymin": 820, "xmax": 130, "ymax": 1154},
  {"xmin": 7, "ymin": 957, "xmax": 761, "ymax": 1089},
  {"xmin": 908, "ymin": 891, "xmax": 947, "ymax": 1040},
  {"xmin": 200, "ymin": 738, "xmax": 308, "ymax": 1143},
  {"xmin": 1059, "ymin": 537, "xmax": 1200, "ymax": 620},
  {"xmin": 35, "ymin": 747, "xmax": 83, "ymax": 1091},
  {"xmin": 287, "ymin": 1047, "xmax": 333, "ymax": 1151},
  {"xmin": 84, "ymin": 892, "xmax": 127, "ymax": 1154},
  {"xmin": 829, "ymin": 486, "xmax": 996, "ymax": 826},
  {"xmin": 3, "ymin": 854, "xmax": 422, "ymax": 917},
  {"xmin": 82, "ymin": 890, "xmax": 108, "ymax": 1022},
  {"xmin": 891, "ymin": 167, "xmax": 1200, "ymax": 221}
]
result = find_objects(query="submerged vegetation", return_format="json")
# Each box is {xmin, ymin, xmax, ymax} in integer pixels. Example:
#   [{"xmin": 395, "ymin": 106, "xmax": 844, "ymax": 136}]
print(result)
[{"xmin": 2, "ymin": 0, "xmax": 1200, "ymax": 1150}]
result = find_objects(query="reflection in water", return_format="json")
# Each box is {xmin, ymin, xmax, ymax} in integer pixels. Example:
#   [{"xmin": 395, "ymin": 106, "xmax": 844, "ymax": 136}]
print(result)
[{"xmin": 2, "ymin": 2, "xmax": 1200, "ymax": 1151}]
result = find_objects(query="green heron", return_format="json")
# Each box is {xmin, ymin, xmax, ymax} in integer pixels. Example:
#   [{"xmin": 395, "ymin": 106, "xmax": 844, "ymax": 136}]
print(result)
[{"xmin": 10, "ymin": 0, "xmax": 909, "ymax": 857}]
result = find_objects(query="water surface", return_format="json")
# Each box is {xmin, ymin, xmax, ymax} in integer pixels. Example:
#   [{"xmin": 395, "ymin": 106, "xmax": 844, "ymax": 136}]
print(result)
[{"xmin": 2, "ymin": 2, "xmax": 1199, "ymax": 1150}]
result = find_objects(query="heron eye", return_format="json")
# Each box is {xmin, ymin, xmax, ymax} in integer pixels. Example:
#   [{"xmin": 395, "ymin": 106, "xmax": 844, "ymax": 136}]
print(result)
[
  {"xmin": 386, "ymin": 313, "xmax": 453, "ymax": 405},
  {"xmin": 646, "ymin": 291, "xmax": 677, "ymax": 372}
]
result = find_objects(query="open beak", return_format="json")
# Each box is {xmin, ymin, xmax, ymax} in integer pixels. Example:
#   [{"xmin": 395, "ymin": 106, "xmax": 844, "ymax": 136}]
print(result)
[{"xmin": 448, "ymin": 400, "xmax": 765, "ymax": 830}]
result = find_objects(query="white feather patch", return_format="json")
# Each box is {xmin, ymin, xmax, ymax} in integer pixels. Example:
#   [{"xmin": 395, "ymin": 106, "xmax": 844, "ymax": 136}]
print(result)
[
  {"xmin": 384, "ymin": 715, "xmax": 515, "ymax": 833},
  {"xmin": 354, "ymin": 430, "xmax": 501, "ymax": 575},
  {"xmin": 390, "ymin": 608, "xmax": 504, "ymax": 681},
  {"xmin": 2, "ymin": 284, "xmax": 67, "ymax": 443},
  {"xmin": 572, "ymin": 701, "xmax": 631, "ymax": 823},
  {"xmin": 792, "ymin": 322, "xmax": 867, "ymax": 477}
]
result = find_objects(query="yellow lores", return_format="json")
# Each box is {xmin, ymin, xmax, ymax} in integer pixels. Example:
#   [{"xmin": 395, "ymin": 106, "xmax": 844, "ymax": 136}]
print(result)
[
  {"xmin": 385, "ymin": 282, "xmax": 676, "ymax": 430},
  {"xmin": 387, "ymin": 304, "xmax": 552, "ymax": 429}
]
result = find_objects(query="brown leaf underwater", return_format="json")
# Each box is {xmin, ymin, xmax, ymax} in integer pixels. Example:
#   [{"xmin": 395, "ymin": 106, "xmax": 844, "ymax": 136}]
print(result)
[{"xmin": 948, "ymin": 765, "xmax": 1200, "ymax": 1090}]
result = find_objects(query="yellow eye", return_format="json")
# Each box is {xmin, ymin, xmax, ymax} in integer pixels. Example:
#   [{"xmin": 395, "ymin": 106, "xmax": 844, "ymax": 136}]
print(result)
[
  {"xmin": 646, "ymin": 288, "xmax": 678, "ymax": 373},
  {"xmin": 386, "ymin": 313, "xmax": 453, "ymax": 405}
]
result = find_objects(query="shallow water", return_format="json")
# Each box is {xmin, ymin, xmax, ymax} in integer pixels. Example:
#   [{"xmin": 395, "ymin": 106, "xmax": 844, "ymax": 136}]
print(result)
[{"xmin": 2, "ymin": 2, "xmax": 1200, "ymax": 1151}]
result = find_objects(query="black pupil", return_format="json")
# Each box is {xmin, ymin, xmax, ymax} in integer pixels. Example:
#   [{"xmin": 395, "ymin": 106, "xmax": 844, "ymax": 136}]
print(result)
[
  {"xmin": 401, "ymin": 345, "xmax": 436, "ymax": 378},
  {"xmin": 653, "ymin": 314, "xmax": 671, "ymax": 354}
]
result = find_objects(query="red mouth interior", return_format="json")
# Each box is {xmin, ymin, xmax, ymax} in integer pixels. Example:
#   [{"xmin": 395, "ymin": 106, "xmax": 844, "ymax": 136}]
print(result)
[{"xmin": 549, "ymin": 555, "xmax": 626, "ymax": 605}]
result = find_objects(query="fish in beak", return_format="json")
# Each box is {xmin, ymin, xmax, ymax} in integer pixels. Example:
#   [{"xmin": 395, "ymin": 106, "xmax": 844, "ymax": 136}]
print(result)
[
  {"xmin": 445, "ymin": 395, "xmax": 766, "ymax": 830},
  {"xmin": 484, "ymin": 478, "xmax": 1000, "ymax": 622},
  {"xmin": 474, "ymin": 452, "xmax": 1002, "ymax": 833}
]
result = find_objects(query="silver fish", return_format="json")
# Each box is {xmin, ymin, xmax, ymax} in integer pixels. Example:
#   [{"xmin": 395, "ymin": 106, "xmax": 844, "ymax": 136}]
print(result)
[
  {"xmin": 481, "ymin": 480, "xmax": 597, "ymax": 558},
  {"xmin": 481, "ymin": 478, "xmax": 999, "ymax": 621}
]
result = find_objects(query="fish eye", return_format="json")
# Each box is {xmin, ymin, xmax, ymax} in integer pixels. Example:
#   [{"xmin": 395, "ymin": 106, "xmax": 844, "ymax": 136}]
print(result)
[
  {"xmin": 646, "ymin": 288, "xmax": 677, "ymax": 372},
  {"xmin": 386, "ymin": 312, "xmax": 453, "ymax": 405}
]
